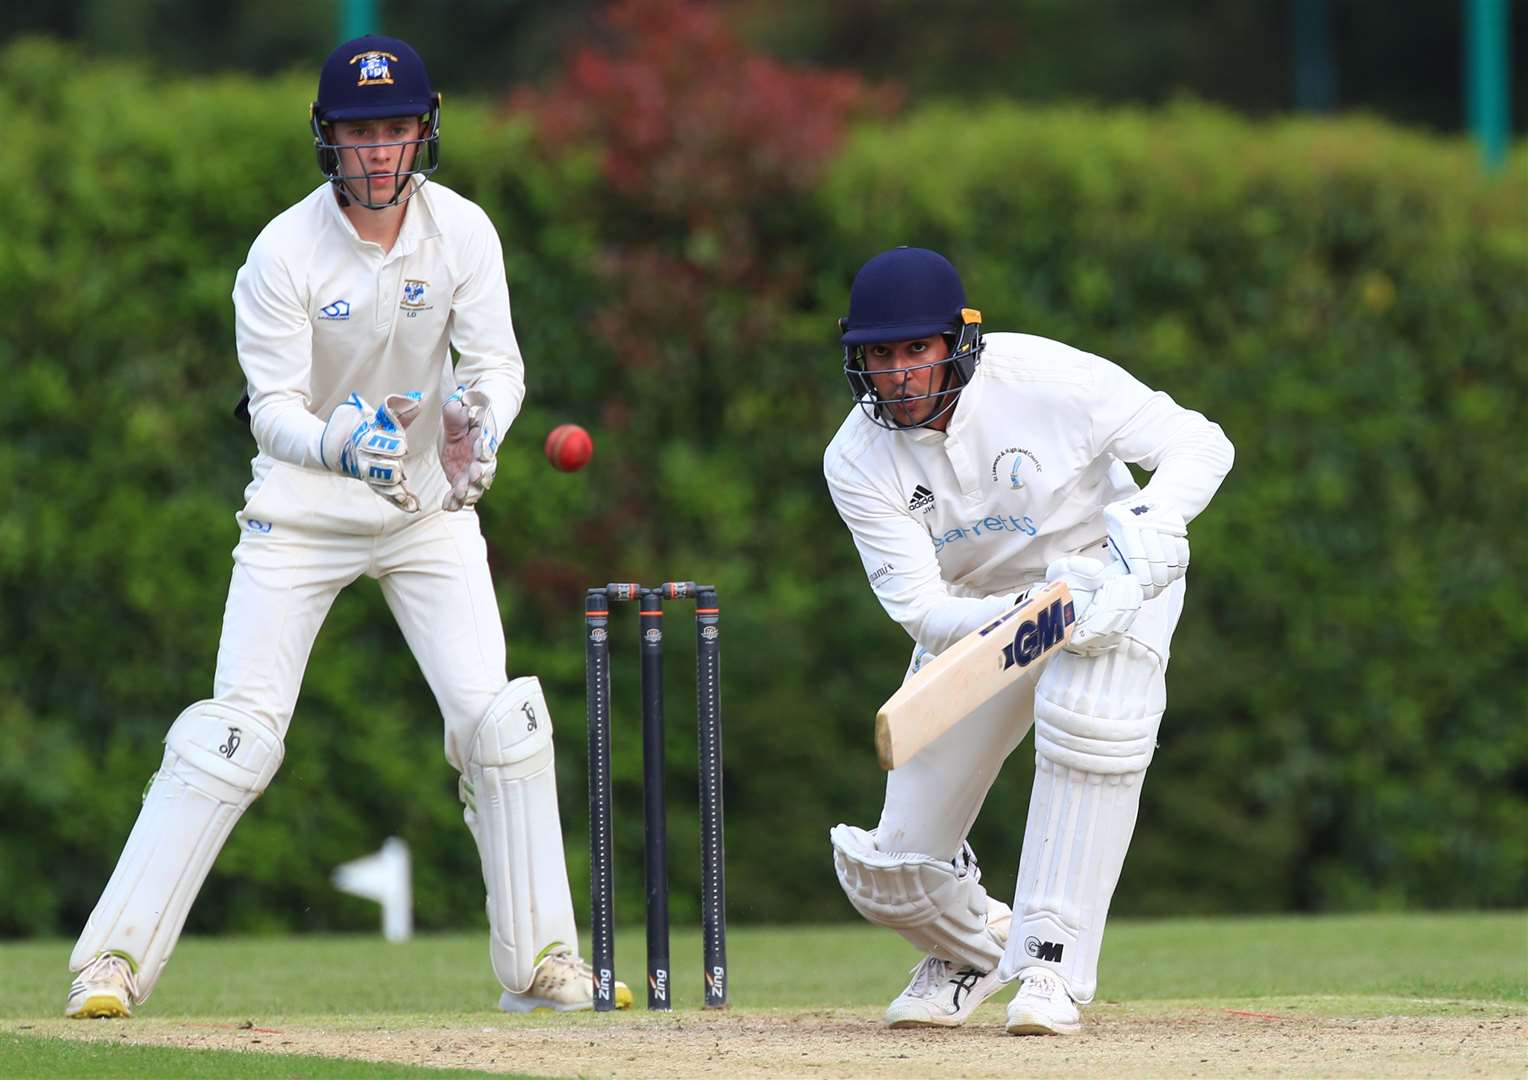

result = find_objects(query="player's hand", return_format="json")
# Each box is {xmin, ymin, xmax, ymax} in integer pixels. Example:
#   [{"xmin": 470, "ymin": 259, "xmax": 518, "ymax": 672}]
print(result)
[
  {"xmin": 1045, "ymin": 555, "xmax": 1143, "ymax": 656},
  {"xmin": 319, "ymin": 391, "xmax": 423, "ymax": 513},
  {"xmin": 1103, "ymin": 498, "xmax": 1189, "ymax": 600},
  {"xmin": 438, "ymin": 386, "xmax": 498, "ymax": 512}
]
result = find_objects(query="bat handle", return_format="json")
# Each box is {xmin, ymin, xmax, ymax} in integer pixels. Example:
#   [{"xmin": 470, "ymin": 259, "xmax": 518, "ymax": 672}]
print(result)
[
  {"xmin": 1070, "ymin": 541, "xmax": 1132, "ymax": 621},
  {"xmin": 1102, "ymin": 536, "xmax": 1131, "ymax": 575}
]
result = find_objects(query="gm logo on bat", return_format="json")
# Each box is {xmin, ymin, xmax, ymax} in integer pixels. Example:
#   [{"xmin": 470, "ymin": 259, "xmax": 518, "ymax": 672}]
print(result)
[{"xmin": 999, "ymin": 599, "xmax": 1075, "ymax": 670}]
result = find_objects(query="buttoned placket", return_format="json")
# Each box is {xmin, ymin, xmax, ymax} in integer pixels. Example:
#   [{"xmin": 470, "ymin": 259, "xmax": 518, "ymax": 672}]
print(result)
[
  {"xmin": 373, "ymin": 201, "xmax": 427, "ymax": 335},
  {"xmin": 327, "ymin": 190, "xmax": 417, "ymax": 335},
  {"xmin": 908, "ymin": 395, "xmax": 984, "ymax": 501},
  {"xmin": 375, "ymin": 247, "xmax": 402, "ymax": 333},
  {"xmin": 943, "ymin": 428, "xmax": 985, "ymax": 501}
]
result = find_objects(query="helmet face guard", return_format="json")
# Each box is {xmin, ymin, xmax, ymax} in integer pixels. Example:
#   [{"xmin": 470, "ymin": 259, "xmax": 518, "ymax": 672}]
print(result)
[
  {"xmin": 311, "ymin": 99, "xmax": 441, "ymax": 210},
  {"xmin": 843, "ymin": 308, "xmax": 985, "ymax": 430},
  {"xmin": 837, "ymin": 247, "xmax": 984, "ymax": 430}
]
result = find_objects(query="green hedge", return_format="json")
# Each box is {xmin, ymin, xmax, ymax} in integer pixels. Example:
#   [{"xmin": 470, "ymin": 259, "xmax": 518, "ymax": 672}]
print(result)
[{"xmin": 1, "ymin": 39, "xmax": 1523, "ymax": 941}]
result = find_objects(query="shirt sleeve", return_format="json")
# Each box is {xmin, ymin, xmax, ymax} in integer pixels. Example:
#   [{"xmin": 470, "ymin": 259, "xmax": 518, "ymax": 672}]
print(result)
[
  {"xmin": 825, "ymin": 460, "xmax": 1019, "ymax": 656},
  {"xmin": 448, "ymin": 208, "xmax": 526, "ymax": 432},
  {"xmin": 1085, "ymin": 355, "xmax": 1235, "ymax": 522},
  {"xmin": 232, "ymin": 242, "xmax": 327, "ymax": 468}
]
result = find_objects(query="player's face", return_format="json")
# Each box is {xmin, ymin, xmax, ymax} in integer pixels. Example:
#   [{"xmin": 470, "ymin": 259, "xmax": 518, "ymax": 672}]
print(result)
[
  {"xmin": 330, "ymin": 116, "xmax": 425, "ymax": 206},
  {"xmin": 862, "ymin": 336, "xmax": 954, "ymax": 429}
]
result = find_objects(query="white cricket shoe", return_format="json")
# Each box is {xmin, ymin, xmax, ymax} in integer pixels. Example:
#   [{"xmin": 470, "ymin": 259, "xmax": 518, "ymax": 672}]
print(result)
[
  {"xmin": 497, "ymin": 944, "xmax": 633, "ymax": 1013},
  {"xmin": 882, "ymin": 955, "xmax": 1005, "ymax": 1028},
  {"xmin": 1004, "ymin": 967, "xmax": 1082, "ymax": 1035},
  {"xmin": 65, "ymin": 952, "xmax": 138, "ymax": 1019}
]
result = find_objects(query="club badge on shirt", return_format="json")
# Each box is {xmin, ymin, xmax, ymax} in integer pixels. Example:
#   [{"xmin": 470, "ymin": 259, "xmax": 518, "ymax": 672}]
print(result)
[
  {"xmin": 990, "ymin": 447, "xmax": 1043, "ymax": 491},
  {"xmin": 400, "ymin": 279, "xmax": 433, "ymax": 317}
]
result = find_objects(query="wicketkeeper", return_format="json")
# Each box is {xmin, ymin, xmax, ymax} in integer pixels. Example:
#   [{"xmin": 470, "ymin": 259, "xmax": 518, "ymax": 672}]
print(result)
[
  {"xmin": 824, "ymin": 247, "xmax": 1233, "ymax": 1034},
  {"xmin": 66, "ymin": 35, "xmax": 630, "ymax": 1018}
]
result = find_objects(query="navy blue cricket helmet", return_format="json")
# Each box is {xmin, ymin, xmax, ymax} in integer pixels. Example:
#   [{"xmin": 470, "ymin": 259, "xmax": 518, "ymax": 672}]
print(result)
[
  {"xmin": 311, "ymin": 35, "xmax": 441, "ymax": 210},
  {"xmin": 839, "ymin": 247, "xmax": 984, "ymax": 429}
]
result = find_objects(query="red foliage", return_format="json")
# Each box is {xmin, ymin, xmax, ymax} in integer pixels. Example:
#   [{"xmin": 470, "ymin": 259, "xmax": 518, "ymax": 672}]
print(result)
[
  {"xmin": 512, "ymin": 0, "xmax": 897, "ymax": 378},
  {"xmin": 515, "ymin": 0, "xmax": 893, "ymax": 222}
]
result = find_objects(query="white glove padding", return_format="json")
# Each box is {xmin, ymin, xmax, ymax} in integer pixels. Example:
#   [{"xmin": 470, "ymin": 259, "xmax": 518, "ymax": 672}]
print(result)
[
  {"xmin": 1103, "ymin": 499, "xmax": 1189, "ymax": 600},
  {"xmin": 1045, "ymin": 555, "xmax": 1143, "ymax": 656},
  {"xmin": 438, "ymin": 386, "xmax": 499, "ymax": 512},
  {"xmin": 319, "ymin": 391, "xmax": 423, "ymax": 513}
]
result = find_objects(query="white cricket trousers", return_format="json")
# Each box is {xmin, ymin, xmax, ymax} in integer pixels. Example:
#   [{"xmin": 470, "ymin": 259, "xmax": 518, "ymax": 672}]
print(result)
[{"xmin": 224, "ymin": 455, "xmax": 506, "ymax": 764}]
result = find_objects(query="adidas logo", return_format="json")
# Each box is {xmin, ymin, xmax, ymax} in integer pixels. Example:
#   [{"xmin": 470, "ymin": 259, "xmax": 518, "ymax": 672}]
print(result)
[{"xmin": 908, "ymin": 484, "xmax": 935, "ymax": 513}]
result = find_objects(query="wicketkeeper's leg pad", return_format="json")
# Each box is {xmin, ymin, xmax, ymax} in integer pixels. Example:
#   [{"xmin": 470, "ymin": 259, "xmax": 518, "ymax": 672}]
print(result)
[
  {"xmin": 830, "ymin": 824, "xmax": 1012, "ymax": 971},
  {"xmin": 460, "ymin": 676, "xmax": 578, "ymax": 994},
  {"xmin": 70, "ymin": 700, "xmax": 284, "ymax": 1002},
  {"xmin": 1000, "ymin": 634, "xmax": 1167, "ymax": 1003}
]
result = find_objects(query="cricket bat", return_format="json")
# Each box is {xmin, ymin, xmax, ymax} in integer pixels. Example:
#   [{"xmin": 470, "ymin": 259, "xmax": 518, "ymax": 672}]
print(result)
[{"xmin": 874, "ymin": 581, "xmax": 1078, "ymax": 770}]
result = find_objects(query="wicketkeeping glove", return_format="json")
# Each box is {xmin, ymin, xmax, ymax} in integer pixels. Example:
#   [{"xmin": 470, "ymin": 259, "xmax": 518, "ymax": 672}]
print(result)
[
  {"xmin": 1103, "ymin": 498, "xmax": 1189, "ymax": 600},
  {"xmin": 319, "ymin": 391, "xmax": 423, "ymax": 513},
  {"xmin": 439, "ymin": 386, "xmax": 499, "ymax": 512}
]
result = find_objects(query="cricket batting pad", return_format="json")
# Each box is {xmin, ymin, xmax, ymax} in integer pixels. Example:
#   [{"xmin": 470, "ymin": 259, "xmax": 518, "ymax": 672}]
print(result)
[
  {"xmin": 999, "ymin": 637, "xmax": 1166, "ymax": 1002},
  {"xmin": 831, "ymin": 824, "xmax": 1012, "ymax": 971},
  {"xmin": 460, "ymin": 676, "xmax": 578, "ymax": 994},
  {"xmin": 71, "ymin": 701, "xmax": 284, "ymax": 1001}
]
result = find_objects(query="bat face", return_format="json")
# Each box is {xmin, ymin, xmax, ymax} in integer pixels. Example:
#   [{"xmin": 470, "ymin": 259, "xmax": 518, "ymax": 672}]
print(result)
[
  {"xmin": 995, "ymin": 597, "xmax": 1075, "ymax": 671},
  {"xmin": 874, "ymin": 581, "xmax": 1077, "ymax": 770}
]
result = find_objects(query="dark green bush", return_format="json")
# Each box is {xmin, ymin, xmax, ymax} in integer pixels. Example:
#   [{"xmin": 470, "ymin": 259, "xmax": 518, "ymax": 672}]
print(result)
[{"xmin": 1, "ymin": 39, "xmax": 1522, "ymax": 941}]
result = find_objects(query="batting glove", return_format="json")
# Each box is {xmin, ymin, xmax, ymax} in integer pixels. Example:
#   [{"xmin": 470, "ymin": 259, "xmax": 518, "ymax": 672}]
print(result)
[
  {"xmin": 1103, "ymin": 498, "xmax": 1189, "ymax": 600},
  {"xmin": 319, "ymin": 391, "xmax": 423, "ymax": 513},
  {"xmin": 438, "ymin": 386, "xmax": 499, "ymax": 512},
  {"xmin": 1044, "ymin": 555, "xmax": 1143, "ymax": 656}
]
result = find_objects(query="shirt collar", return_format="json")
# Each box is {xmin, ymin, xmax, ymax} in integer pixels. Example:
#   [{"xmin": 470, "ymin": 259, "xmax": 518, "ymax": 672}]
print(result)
[
  {"xmin": 900, "ymin": 371, "xmax": 981, "ymax": 445},
  {"xmin": 395, "ymin": 179, "xmax": 443, "ymax": 253},
  {"xmin": 323, "ymin": 177, "xmax": 443, "ymax": 256}
]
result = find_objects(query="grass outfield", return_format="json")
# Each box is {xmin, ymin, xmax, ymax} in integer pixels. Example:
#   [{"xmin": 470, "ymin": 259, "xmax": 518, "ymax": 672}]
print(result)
[{"xmin": 1, "ymin": 911, "xmax": 1523, "ymax": 1078}]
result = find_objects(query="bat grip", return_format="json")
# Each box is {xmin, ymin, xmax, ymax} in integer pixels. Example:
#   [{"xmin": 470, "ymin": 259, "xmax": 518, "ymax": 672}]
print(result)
[
  {"xmin": 1070, "ymin": 541, "xmax": 1132, "ymax": 622},
  {"xmin": 1102, "ymin": 535, "xmax": 1130, "ymax": 573}
]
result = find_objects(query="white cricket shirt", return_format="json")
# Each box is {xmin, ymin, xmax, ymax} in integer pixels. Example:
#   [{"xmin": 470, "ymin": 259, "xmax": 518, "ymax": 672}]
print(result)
[
  {"xmin": 824, "ymin": 332, "xmax": 1235, "ymax": 654},
  {"xmin": 232, "ymin": 179, "xmax": 526, "ymax": 484}
]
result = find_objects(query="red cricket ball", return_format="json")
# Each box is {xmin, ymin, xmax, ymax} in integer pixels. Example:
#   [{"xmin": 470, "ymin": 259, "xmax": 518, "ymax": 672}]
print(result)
[{"xmin": 544, "ymin": 423, "xmax": 594, "ymax": 472}]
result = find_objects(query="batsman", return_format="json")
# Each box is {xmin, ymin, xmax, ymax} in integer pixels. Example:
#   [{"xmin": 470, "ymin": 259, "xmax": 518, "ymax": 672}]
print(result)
[
  {"xmin": 65, "ymin": 35, "xmax": 629, "ymax": 1018},
  {"xmin": 824, "ymin": 248, "xmax": 1234, "ymax": 1034}
]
